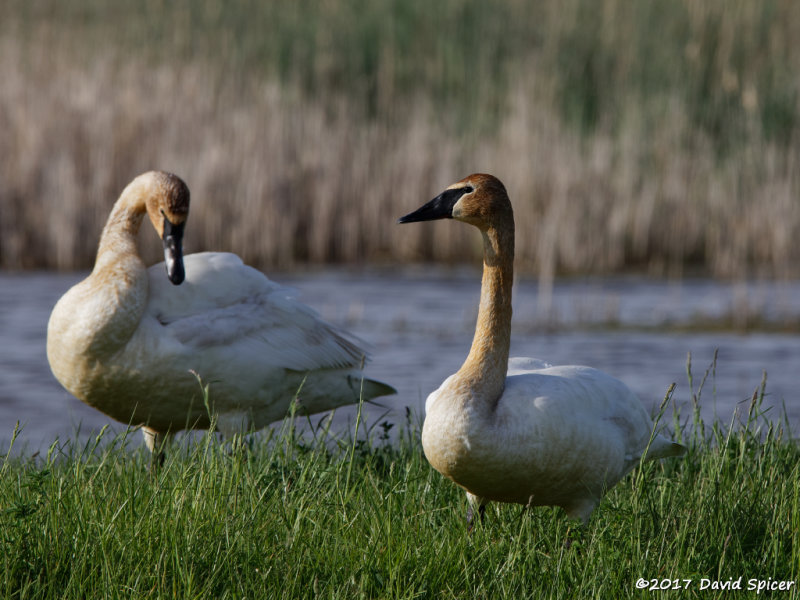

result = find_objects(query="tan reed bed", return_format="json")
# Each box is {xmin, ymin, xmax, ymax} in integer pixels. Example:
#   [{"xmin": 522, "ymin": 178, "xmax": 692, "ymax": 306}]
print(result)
[{"xmin": 1, "ymin": 0, "xmax": 799, "ymax": 278}]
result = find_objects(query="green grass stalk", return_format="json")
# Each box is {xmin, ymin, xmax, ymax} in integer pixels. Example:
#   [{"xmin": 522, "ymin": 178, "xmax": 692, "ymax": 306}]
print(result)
[{"xmin": 2, "ymin": 358, "xmax": 798, "ymax": 598}]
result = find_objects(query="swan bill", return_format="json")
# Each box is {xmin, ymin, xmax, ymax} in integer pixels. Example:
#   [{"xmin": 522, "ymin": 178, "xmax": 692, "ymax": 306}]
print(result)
[
  {"xmin": 162, "ymin": 219, "xmax": 185, "ymax": 285},
  {"xmin": 398, "ymin": 186, "xmax": 472, "ymax": 223}
]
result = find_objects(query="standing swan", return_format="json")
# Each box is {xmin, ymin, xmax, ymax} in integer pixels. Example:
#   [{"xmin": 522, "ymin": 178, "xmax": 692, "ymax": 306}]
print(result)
[
  {"xmin": 399, "ymin": 174, "xmax": 685, "ymax": 527},
  {"xmin": 47, "ymin": 171, "xmax": 395, "ymax": 455}
]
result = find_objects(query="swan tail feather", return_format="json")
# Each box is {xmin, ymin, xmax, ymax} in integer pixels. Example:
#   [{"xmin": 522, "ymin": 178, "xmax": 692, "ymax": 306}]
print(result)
[
  {"xmin": 359, "ymin": 379, "xmax": 397, "ymax": 401},
  {"xmin": 644, "ymin": 436, "xmax": 687, "ymax": 461}
]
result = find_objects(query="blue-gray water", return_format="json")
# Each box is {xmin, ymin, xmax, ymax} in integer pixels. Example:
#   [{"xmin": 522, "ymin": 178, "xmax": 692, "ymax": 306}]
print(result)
[{"xmin": 2, "ymin": 269, "xmax": 799, "ymax": 454}]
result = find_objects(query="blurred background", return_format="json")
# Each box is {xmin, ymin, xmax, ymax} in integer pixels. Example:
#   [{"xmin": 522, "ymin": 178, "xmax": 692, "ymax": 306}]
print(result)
[
  {"xmin": 2, "ymin": 0, "xmax": 799, "ymax": 451},
  {"xmin": 2, "ymin": 0, "xmax": 800, "ymax": 277}
]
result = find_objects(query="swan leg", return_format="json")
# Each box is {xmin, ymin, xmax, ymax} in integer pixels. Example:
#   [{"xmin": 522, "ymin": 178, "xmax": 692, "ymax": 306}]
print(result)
[
  {"xmin": 216, "ymin": 411, "xmax": 252, "ymax": 456},
  {"xmin": 466, "ymin": 493, "xmax": 487, "ymax": 532},
  {"xmin": 517, "ymin": 495, "xmax": 535, "ymax": 522},
  {"xmin": 142, "ymin": 427, "xmax": 167, "ymax": 468},
  {"xmin": 563, "ymin": 497, "xmax": 598, "ymax": 526},
  {"xmin": 557, "ymin": 498, "xmax": 596, "ymax": 549}
]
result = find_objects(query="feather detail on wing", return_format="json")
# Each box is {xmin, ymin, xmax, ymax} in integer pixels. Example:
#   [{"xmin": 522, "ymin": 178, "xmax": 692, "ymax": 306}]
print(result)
[{"xmin": 146, "ymin": 252, "xmax": 368, "ymax": 371}]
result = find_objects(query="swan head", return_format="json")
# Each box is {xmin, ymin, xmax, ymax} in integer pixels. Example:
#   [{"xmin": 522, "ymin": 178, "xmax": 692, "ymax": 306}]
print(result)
[
  {"xmin": 138, "ymin": 171, "xmax": 190, "ymax": 285},
  {"xmin": 398, "ymin": 173, "xmax": 511, "ymax": 231}
]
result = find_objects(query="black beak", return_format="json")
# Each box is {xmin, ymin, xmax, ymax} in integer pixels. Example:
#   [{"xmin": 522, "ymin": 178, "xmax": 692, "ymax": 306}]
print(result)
[
  {"xmin": 162, "ymin": 218, "xmax": 185, "ymax": 285},
  {"xmin": 397, "ymin": 186, "xmax": 472, "ymax": 224}
]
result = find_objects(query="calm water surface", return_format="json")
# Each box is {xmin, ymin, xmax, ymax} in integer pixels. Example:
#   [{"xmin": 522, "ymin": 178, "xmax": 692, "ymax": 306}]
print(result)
[{"xmin": 2, "ymin": 269, "xmax": 799, "ymax": 454}]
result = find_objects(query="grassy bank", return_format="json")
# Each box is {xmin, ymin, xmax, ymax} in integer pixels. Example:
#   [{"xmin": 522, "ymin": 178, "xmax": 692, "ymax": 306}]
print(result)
[
  {"xmin": 1, "ymin": 0, "xmax": 800, "ymax": 277},
  {"xmin": 2, "ymin": 380, "xmax": 798, "ymax": 599}
]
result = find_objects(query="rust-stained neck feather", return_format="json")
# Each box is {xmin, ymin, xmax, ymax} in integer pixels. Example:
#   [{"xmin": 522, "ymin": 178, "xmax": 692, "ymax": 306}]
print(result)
[
  {"xmin": 94, "ymin": 183, "xmax": 149, "ymax": 277},
  {"xmin": 454, "ymin": 182, "xmax": 515, "ymax": 408}
]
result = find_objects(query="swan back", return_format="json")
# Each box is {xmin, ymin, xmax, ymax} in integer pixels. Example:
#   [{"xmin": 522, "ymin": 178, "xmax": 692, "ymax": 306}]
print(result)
[{"xmin": 147, "ymin": 252, "xmax": 369, "ymax": 372}]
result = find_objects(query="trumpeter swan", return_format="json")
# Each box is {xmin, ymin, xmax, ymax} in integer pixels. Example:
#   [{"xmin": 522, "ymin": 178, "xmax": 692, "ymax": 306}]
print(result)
[
  {"xmin": 399, "ymin": 173, "xmax": 685, "ymax": 528},
  {"xmin": 47, "ymin": 171, "xmax": 395, "ymax": 456}
]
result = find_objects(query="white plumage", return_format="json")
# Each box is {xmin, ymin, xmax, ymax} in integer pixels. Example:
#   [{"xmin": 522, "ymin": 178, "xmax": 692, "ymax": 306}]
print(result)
[
  {"xmin": 150, "ymin": 252, "xmax": 370, "ymax": 375},
  {"xmin": 424, "ymin": 364, "xmax": 683, "ymax": 522}
]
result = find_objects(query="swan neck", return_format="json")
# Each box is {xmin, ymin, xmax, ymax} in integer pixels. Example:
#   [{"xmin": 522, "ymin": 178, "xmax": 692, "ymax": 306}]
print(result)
[
  {"xmin": 85, "ymin": 191, "xmax": 149, "ymax": 354},
  {"xmin": 458, "ymin": 223, "xmax": 514, "ymax": 405},
  {"xmin": 95, "ymin": 196, "xmax": 147, "ymax": 270}
]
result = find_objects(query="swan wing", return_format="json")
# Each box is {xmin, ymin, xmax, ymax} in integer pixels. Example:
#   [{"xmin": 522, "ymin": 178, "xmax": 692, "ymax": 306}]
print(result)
[
  {"xmin": 514, "ymin": 365, "xmax": 686, "ymax": 466},
  {"xmin": 499, "ymin": 365, "xmax": 658, "ymax": 466},
  {"xmin": 145, "ymin": 252, "xmax": 367, "ymax": 371}
]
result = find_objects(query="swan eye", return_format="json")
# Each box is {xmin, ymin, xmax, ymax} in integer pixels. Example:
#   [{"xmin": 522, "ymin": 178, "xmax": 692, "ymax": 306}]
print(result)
[{"xmin": 463, "ymin": 186, "xmax": 474, "ymax": 194}]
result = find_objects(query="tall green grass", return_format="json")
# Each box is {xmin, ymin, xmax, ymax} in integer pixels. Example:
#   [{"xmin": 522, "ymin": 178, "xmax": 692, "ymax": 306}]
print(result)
[
  {"xmin": 2, "ymin": 363, "xmax": 798, "ymax": 599},
  {"xmin": 1, "ymin": 0, "xmax": 799, "ymax": 277}
]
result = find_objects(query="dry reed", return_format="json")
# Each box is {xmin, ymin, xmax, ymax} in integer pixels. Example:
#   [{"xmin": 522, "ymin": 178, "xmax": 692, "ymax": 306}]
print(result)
[{"xmin": 1, "ymin": 0, "xmax": 799, "ymax": 279}]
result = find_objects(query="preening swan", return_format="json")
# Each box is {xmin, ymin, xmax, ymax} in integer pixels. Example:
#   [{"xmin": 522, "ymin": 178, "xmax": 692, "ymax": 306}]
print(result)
[
  {"xmin": 47, "ymin": 171, "xmax": 395, "ymax": 455},
  {"xmin": 399, "ymin": 173, "xmax": 685, "ymax": 527}
]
